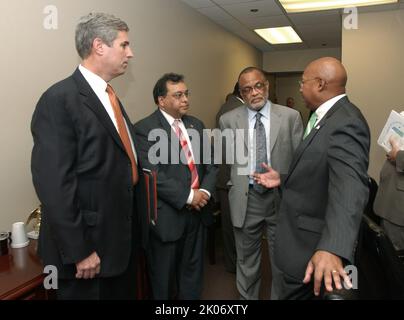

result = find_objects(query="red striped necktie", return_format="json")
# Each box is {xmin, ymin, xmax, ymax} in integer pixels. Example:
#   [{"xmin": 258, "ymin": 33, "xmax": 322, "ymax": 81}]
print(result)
[{"xmin": 173, "ymin": 119, "xmax": 199, "ymax": 189}]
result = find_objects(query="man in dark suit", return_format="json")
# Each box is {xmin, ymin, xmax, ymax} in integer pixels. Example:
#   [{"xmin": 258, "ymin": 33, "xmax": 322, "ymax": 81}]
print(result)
[
  {"xmin": 31, "ymin": 13, "xmax": 140, "ymax": 300},
  {"xmin": 254, "ymin": 57, "xmax": 370, "ymax": 299},
  {"xmin": 215, "ymin": 82, "xmax": 244, "ymax": 273},
  {"xmin": 134, "ymin": 73, "xmax": 218, "ymax": 299}
]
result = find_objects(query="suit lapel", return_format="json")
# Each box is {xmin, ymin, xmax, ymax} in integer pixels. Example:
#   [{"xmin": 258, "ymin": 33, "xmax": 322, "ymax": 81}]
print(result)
[
  {"xmin": 284, "ymin": 97, "xmax": 346, "ymax": 185},
  {"xmin": 269, "ymin": 105, "xmax": 281, "ymax": 153},
  {"xmin": 72, "ymin": 69, "xmax": 126, "ymax": 152},
  {"xmin": 236, "ymin": 107, "xmax": 249, "ymax": 151},
  {"xmin": 156, "ymin": 109, "xmax": 180, "ymax": 155}
]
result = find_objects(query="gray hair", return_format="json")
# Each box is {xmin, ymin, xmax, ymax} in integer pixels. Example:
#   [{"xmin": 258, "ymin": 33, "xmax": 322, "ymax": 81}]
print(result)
[{"xmin": 75, "ymin": 12, "xmax": 129, "ymax": 59}]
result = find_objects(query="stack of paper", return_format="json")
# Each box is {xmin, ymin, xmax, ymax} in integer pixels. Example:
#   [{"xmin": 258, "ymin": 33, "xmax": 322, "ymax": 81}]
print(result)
[{"xmin": 377, "ymin": 110, "xmax": 404, "ymax": 152}]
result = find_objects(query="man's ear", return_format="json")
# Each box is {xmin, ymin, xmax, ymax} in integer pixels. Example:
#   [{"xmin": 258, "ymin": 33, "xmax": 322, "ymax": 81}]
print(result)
[
  {"xmin": 93, "ymin": 38, "xmax": 104, "ymax": 56},
  {"xmin": 157, "ymin": 96, "xmax": 165, "ymax": 107},
  {"xmin": 318, "ymin": 78, "xmax": 327, "ymax": 91}
]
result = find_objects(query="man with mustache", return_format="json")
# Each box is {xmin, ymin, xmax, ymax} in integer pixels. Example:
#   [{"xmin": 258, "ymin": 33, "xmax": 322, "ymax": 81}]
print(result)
[
  {"xmin": 219, "ymin": 67, "xmax": 303, "ymax": 299},
  {"xmin": 134, "ymin": 73, "xmax": 218, "ymax": 299}
]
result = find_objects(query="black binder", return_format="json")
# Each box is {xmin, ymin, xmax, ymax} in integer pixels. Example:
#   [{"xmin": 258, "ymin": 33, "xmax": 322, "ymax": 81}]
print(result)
[{"xmin": 142, "ymin": 168, "xmax": 157, "ymax": 225}]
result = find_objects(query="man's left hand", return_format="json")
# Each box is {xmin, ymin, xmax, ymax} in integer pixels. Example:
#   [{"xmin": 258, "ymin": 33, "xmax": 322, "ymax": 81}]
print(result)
[{"xmin": 303, "ymin": 250, "xmax": 352, "ymax": 297}]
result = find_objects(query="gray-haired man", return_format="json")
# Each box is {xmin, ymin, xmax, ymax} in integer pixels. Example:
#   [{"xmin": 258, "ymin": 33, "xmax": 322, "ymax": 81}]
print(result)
[{"xmin": 31, "ymin": 12, "xmax": 141, "ymax": 299}]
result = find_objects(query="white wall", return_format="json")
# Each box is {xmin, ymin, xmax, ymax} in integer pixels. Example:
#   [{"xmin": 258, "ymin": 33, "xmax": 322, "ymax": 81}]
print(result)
[
  {"xmin": 342, "ymin": 9, "xmax": 404, "ymax": 179},
  {"xmin": 0, "ymin": 0, "xmax": 261, "ymax": 230},
  {"xmin": 263, "ymin": 47, "xmax": 341, "ymax": 73}
]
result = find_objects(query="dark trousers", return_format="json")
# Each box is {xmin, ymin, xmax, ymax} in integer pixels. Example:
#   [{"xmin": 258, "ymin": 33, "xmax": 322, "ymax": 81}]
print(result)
[
  {"xmin": 147, "ymin": 212, "xmax": 206, "ymax": 300},
  {"xmin": 56, "ymin": 246, "xmax": 138, "ymax": 300},
  {"xmin": 279, "ymin": 272, "xmax": 324, "ymax": 300},
  {"xmin": 218, "ymin": 188, "xmax": 236, "ymax": 273}
]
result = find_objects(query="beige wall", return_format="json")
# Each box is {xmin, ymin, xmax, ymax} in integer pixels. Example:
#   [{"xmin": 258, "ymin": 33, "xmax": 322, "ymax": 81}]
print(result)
[
  {"xmin": 0, "ymin": 0, "xmax": 261, "ymax": 230},
  {"xmin": 342, "ymin": 9, "xmax": 404, "ymax": 180},
  {"xmin": 263, "ymin": 47, "xmax": 341, "ymax": 73}
]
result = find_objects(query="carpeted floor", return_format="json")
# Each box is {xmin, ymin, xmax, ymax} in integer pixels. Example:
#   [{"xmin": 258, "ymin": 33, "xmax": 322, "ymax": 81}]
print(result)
[{"xmin": 201, "ymin": 226, "xmax": 272, "ymax": 300}]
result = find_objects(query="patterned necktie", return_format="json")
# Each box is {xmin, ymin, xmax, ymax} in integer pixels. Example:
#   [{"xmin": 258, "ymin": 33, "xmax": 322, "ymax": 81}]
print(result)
[
  {"xmin": 254, "ymin": 112, "xmax": 268, "ymax": 194},
  {"xmin": 173, "ymin": 119, "xmax": 199, "ymax": 189},
  {"xmin": 303, "ymin": 112, "xmax": 318, "ymax": 139},
  {"xmin": 106, "ymin": 84, "xmax": 139, "ymax": 185}
]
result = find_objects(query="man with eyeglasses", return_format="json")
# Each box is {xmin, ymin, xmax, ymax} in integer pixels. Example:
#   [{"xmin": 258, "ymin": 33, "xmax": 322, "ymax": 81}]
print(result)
[
  {"xmin": 133, "ymin": 73, "xmax": 218, "ymax": 299},
  {"xmin": 253, "ymin": 57, "xmax": 370, "ymax": 299},
  {"xmin": 219, "ymin": 67, "xmax": 303, "ymax": 300}
]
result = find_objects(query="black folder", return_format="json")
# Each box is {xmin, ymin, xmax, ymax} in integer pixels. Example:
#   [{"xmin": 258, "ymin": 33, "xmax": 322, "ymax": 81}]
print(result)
[{"xmin": 142, "ymin": 168, "xmax": 157, "ymax": 226}]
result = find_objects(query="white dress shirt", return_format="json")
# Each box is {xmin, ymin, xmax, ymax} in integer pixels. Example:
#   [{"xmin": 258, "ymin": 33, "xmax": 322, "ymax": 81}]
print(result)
[
  {"xmin": 313, "ymin": 94, "xmax": 347, "ymax": 126},
  {"xmin": 78, "ymin": 65, "xmax": 137, "ymax": 161},
  {"xmin": 159, "ymin": 109, "xmax": 210, "ymax": 205}
]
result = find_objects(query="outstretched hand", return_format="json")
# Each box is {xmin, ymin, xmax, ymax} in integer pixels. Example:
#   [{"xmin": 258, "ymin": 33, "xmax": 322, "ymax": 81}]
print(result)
[{"xmin": 252, "ymin": 163, "xmax": 281, "ymax": 188}]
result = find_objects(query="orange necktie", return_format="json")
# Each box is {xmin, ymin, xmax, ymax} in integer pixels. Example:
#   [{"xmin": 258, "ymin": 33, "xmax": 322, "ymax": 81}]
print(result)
[{"xmin": 106, "ymin": 84, "xmax": 139, "ymax": 185}]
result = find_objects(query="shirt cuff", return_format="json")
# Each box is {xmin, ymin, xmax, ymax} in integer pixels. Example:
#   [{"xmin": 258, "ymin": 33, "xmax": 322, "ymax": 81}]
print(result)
[
  {"xmin": 199, "ymin": 189, "xmax": 211, "ymax": 199},
  {"xmin": 186, "ymin": 189, "xmax": 194, "ymax": 205}
]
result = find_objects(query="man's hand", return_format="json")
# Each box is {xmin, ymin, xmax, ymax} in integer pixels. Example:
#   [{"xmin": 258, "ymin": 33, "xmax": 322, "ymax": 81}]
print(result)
[
  {"xmin": 190, "ymin": 190, "xmax": 209, "ymax": 211},
  {"xmin": 75, "ymin": 251, "xmax": 101, "ymax": 279},
  {"xmin": 252, "ymin": 163, "xmax": 281, "ymax": 188},
  {"xmin": 387, "ymin": 136, "xmax": 400, "ymax": 162},
  {"xmin": 303, "ymin": 250, "xmax": 352, "ymax": 296}
]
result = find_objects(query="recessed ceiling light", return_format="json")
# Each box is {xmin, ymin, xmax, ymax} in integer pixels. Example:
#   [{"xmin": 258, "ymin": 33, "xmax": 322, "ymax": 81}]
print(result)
[
  {"xmin": 254, "ymin": 26, "xmax": 302, "ymax": 44},
  {"xmin": 279, "ymin": 0, "xmax": 398, "ymax": 13}
]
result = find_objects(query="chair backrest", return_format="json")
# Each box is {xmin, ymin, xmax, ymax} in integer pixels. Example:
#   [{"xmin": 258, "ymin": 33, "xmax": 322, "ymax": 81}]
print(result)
[
  {"xmin": 357, "ymin": 215, "xmax": 404, "ymax": 299},
  {"xmin": 364, "ymin": 177, "xmax": 380, "ymax": 225}
]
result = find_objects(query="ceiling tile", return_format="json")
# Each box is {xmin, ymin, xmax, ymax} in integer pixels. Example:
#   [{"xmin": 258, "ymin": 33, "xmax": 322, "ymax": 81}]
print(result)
[
  {"xmin": 289, "ymin": 11, "xmax": 341, "ymax": 26},
  {"xmin": 221, "ymin": 0, "xmax": 284, "ymax": 19},
  {"xmin": 180, "ymin": 0, "xmax": 215, "ymax": 9},
  {"xmin": 239, "ymin": 15, "xmax": 291, "ymax": 28},
  {"xmin": 197, "ymin": 6, "xmax": 234, "ymax": 21}
]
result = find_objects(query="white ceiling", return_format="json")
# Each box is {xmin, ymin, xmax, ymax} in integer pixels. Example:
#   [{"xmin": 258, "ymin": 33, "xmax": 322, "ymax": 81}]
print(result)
[{"xmin": 181, "ymin": 0, "xmax": 404, "ymax": 52}]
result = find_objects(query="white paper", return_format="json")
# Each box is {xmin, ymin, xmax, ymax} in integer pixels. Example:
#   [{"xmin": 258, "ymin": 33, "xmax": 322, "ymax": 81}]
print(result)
[{"xmin": 377, "ymin": 110, "xmax": 404, "ymax": 152}]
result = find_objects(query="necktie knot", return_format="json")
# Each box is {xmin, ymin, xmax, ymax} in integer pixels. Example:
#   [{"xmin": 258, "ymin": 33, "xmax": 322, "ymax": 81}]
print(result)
[
  {"xmin": 106, "ymin": 84, "xmax": 115, "ymax": 95},
  {"xmin": 256, "ymin": 112, "xmax": 262, "ymax": 121}
]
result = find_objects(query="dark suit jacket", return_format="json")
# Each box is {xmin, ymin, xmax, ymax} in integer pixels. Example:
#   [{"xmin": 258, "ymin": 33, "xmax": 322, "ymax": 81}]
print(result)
[
  {"xmin": 215, "ymin": 95, "xmax": 244, "ymax": 190},
  {"xmin": 31, "ymin": 68, "xmax": 141, "ymax": 279},
  {"xmin": 274, "ymin": 96, "xmax": 370, "ymax": 280},
  {"xmin": 133, "ymin": 110, "xmax": 218, "ymax": 244}
]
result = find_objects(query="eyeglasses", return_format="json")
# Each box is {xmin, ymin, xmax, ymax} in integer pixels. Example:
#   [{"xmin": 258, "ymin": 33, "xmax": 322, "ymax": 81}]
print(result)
[
  {"xmin": 170, "ymin": 90, "xmax": 190, "ymax": 100},
  {"xmin": 240, "ymin": 82, "xmax": 266, "ymax": 95},
  {"xmin": 298, "ymin": 78, "xmax": 319, "ymax": 86}
]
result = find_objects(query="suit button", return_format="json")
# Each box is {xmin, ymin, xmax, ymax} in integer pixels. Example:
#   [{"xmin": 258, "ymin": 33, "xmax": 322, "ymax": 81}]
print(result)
[{"xmin": 245, "ymin": 192, "xmax": 248, "ymax": 196}]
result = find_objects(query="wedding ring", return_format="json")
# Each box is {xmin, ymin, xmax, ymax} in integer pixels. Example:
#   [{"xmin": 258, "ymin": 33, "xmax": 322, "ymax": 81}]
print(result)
[{"xmin": 331, "ymin": 270, "xmax": 338, "ymax": 273}]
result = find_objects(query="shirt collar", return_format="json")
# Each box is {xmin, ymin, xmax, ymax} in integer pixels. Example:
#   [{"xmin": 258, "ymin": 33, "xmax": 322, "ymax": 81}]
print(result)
[
  {"xmin": 79, "ymin": 64, "xmax": 108, "ymax": 92},
  {"xmin": 159, "ymin": 108, "xmax": 181, "ymax": 127},
  {"xmin": 314, "ymin": 94, "xmax": 346, "ymax": 120},
  {"xmin": 247, "ymin": 100, "xmax": 271, "ymax": 122}
]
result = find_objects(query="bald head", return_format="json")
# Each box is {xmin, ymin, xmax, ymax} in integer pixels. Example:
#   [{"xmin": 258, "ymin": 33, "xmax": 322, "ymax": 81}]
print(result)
[
  {"xmin": 300, "ymin": 57, "xmax": 347, "ymax": 109},
  {"xmin": 306, "ymin": 57, "xmax": 347, "ymax": 91}
]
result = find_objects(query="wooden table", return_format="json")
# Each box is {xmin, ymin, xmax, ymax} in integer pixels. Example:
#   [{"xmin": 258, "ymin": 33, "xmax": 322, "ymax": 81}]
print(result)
[{"xmin": 0, "ymin": 240, "xmax": 50, "ymax": 300}]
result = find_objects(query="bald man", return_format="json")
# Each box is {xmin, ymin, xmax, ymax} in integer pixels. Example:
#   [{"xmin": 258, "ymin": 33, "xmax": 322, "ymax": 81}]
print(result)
[{"xmin": 253, "ymin": 57, "xmax": 370, "ymax": 299}]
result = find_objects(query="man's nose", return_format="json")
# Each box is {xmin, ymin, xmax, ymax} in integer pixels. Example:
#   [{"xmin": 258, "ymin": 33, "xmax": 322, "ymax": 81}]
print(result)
[{"xmin": 127, "ymin": 47, "xmax": 134, "ymax": 58}]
